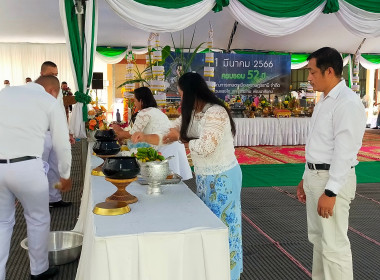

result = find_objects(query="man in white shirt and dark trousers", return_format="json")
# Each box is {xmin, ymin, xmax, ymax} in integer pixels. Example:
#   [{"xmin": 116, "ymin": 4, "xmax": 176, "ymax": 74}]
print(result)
[
  {"xmin": 0, "ymin": 76, "xmax": 72, "ymax": 280},
  {"xmin": 297, "ymin": 47, "xmax": 366, "ymax": 280},
  {"xmin": 40, "ymin": 61, "xmax": 74, "ymax": 208}
]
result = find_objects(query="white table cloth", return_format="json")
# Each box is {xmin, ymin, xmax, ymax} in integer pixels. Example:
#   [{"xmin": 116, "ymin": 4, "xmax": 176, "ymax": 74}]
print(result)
[
  {"xmin": 233, "ymin": 117, "xmax": 311, "ymax": 146},
  {"xmin": 74, "ymin": 145, "xmax": 230, "ymax": 280}
]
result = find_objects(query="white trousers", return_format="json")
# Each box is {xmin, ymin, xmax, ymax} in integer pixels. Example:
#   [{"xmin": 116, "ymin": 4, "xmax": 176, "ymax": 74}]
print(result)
[
  {"xmin": 42, "ymin": 133, "xmax": 62, "ymax": 203},
  {"xmin": 158, "ymin": 141, "xmax": 193, "ymax": 181},
  {"xmin": 303, "ymin": 168, "xmax": 356, "ymax": 280},
  {"xmin": 0, "ymin": 158, "xmax": 50, "ymax": 279}
]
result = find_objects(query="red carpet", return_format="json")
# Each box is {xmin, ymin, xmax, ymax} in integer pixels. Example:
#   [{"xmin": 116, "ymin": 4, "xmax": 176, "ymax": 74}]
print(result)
[
  {"xmin": 235, "ymin": 131, "xmax": 380, "ymax": 165},
  {"xmin": 186, "ymin": 131, "xmax": 380, "ymax": 166}
]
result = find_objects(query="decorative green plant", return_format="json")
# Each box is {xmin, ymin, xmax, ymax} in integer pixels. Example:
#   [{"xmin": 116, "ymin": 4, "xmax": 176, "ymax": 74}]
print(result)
[
  {"xmin": 118, "ymin": 27, "xmax": 204, "ymax": 90},
  {"xmin": 118, "ymin": 45, "xmax": 171, "ymax": 89}
]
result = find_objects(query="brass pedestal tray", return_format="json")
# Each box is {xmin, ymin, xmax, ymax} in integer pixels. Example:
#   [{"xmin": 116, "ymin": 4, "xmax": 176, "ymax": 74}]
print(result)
[
  {"xmin": 91, "ymin": 155, "xmax": 114, "ymax": 176},
  {"xmin": 105, "ymin": 177, "xmax": 138, "ymax": 204},
  {"xmin": 93, "ymin": 201, "xmax": 130, "ymax": 216}
]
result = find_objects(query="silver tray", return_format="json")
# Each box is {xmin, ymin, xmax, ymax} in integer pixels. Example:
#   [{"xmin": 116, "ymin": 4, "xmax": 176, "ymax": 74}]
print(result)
[{"xmin": 137, "ymin": 173, "xmax": 182, "ymax": 185}]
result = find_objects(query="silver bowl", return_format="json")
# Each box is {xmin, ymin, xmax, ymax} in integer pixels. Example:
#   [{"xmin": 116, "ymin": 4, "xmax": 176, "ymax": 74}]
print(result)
[
  {"xmin": 139, "ymin": 160, "xmax": 170, "ymax": 195},
  {"xmin": 20, "ymin": 231, "xmax": 83, "ymax": 265}
]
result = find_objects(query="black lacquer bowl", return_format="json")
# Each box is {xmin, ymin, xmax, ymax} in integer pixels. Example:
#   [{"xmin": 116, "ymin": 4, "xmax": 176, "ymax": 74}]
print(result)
[
  {"xmin": 102, "ymin": 156, "xmax": 140, "ymax": 179},
  {"xmin": 93, "ymin": 140, "xmax": 120, "ymax": 156},
  {"xmin": 94, "ymin": 129, "xmax": 116, "ymax": 141}
]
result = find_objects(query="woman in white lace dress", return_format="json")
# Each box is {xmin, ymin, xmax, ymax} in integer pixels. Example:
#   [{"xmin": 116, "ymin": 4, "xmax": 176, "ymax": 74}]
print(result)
[
  {"xmin": 164, "ymin": 73, "xmax": 243, "ymax": 280},
  {"xmin": 113, "ymin": 87, "xmax": 192, "ymax": 180}
]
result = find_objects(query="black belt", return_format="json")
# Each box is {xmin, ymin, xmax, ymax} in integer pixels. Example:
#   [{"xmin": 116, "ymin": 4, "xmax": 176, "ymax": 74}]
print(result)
[
  {"xmin": 0, "ymin": 156, "xmax": 37, "ymax": 164},
  {"xmin": 307, "ymin": 162, "xmax": 330, "ymax": 170},
  {"xmin": 307, "ymin": 162, "xmax": 354, "ymax": 170}
]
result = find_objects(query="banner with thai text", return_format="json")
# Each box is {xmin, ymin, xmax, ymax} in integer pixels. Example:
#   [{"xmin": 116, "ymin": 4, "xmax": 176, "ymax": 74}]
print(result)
[{"xmin": 164, "ymin": 52, "xmax": 291, "ymax": 99}]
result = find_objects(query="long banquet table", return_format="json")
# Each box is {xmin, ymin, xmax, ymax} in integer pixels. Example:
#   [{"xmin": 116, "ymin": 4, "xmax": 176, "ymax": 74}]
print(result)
[
  {"xmin": 73, "ymin": 144, "xmax": 231, "ymax": 280},
  {"xmin": 233, "ymin": 117, "xmax": 311, "ymax": 146}
]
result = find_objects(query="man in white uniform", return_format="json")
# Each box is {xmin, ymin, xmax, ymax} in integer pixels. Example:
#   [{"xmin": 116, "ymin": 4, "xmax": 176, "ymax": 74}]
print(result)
[
  {"xmin": 40, "ymin": 61, "xmax": 74, "ymax": 207},
  {"xmin": 0, "ymin": 76, "xmax": 72, "ymax": 280},
  {"xmin": 297, "ymin": 47, "xmax": 366, "ymax": 280}
]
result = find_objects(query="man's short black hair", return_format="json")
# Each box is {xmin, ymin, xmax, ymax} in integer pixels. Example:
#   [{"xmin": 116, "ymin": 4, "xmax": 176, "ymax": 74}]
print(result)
[
  {"xmin": 41, "ymin": 61, "xmax": 57, "ymax": 72},
  {"xmin": 307, "ymin": 47, "xmax": 343, "ymax": 78}
]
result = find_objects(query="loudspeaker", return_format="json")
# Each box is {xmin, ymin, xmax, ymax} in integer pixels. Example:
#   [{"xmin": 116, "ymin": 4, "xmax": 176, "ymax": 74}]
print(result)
[{"xmin": 92, "ymin": 72, "xmax": 103, "ymax": 89}]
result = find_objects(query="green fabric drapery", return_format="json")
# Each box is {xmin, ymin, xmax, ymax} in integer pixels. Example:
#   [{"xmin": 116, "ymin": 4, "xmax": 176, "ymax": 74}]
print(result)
[
  {"xmin": 133, "ymin": 0, "xmax": 228, "ymax": 13},
  {"xmin": 362, "ymin": 54, "xmax": 380, "ymax": 64},
  {"xmin": 323, "ymin": 0, "xmax": 339, "ymax": 14},
  {"xmin": 63, "ymin": 0, "xmax": 96, "ymax": 122},
  {"xmin": 96, "ymin": 46, "xmax": 127, "ymax": 57},
  {"xmin": 237, "ymin": 0, "xmax": 325, "ymax": 17},
  {"xmin": 345, "ymin": 0, "xmax": 380, "ymax": 13},
  {"xmin": 64, "ymin": 0, "xmax": 84, "ymax": 97},
  {"xmin": 291, "ymin": 53, "xmax": 309, "ymax": 64},
  {"xmin": 133, "ymin": 0, "xmax": 202, "ymax": 9},
  {"xmin": 236, "ymin": 0, "xmax": 380, "ymax": 17},
  {"xmin": 212, "ymin": 0, "xmax": 229, "ymax": 12}
]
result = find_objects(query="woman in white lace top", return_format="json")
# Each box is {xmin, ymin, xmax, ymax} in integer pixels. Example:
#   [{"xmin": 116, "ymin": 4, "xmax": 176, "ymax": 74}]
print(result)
[
  {"xmin": 165, "ymin": 73, "xmax": 243, "ymax": 280},
  {"xmin": 113, "ymin": 87, "xmax": 192, "ymax": 180}
]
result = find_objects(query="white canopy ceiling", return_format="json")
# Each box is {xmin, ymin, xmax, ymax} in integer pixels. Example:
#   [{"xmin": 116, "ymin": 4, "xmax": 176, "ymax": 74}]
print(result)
[{"xmin": 1, "ymin": 0, "xmax": 379, "ymax": 54}]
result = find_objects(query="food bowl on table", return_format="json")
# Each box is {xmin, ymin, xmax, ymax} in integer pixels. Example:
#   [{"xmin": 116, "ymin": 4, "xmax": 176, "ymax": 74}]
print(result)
[
  {"xmin": 20, "ymin": 231, "xmax": 83, "ymax": 265},
  {"xmin": 92, "ymin": 140, "xmax": 120, "ymax": 156},
  {"xmin": 139, "ymin": 160, "xmax": 170, "ymax": 194},
  {"xmin": 102, "ymin": 156, "xmax": 140, "ymax": 179},
  {"xmin": 94, "ymin": 129, "xmax": 116, "ymax": 141}
]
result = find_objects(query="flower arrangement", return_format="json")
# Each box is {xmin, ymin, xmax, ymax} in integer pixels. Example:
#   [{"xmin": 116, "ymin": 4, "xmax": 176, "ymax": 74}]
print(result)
[
  {"xmin": 86, "ymin": 103, "xmax": 108, "ymax": 131},
  {"xmin": 259, "ymin": 96, "xmax": 270, "ymax": 108},
  {"xmin": 282, "ymin": 93, "xmax": 296, "ymax": 109}
]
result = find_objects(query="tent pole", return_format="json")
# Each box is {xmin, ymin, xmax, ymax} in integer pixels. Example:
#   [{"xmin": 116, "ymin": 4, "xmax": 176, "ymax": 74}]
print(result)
[{"xmin": 226, "ymin": 21, "xmax": 239, "ymax": 53}]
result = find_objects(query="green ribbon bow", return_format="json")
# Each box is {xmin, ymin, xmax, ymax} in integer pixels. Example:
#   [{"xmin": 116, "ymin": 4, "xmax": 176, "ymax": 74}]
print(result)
[
  {"xmin": 323, "ymin": 0, "xmax": 339, "ymax": 14},
  {"xmin": 213, "ymin": 0, "xmax": 229, "ymax": 12},
  {"xmin": 75, "ymin": 91, "xmax": 92, "ymax": 122}
]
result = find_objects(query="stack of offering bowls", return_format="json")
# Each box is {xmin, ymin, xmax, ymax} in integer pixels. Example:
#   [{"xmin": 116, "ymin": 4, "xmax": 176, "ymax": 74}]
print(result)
[
  {"xmin": 91, "ymin": 130, "xmax": 120, "ymax": 176},
  {"xmin": 93, "ymin": 156, "xmax": 140, "ymax": 216}
]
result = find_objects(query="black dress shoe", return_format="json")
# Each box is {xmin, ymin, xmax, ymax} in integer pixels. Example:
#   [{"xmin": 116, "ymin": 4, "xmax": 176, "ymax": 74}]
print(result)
[
  {"xmin": 31, "ymin": 266, "xmax": 59, "ymax": 279},
  {"xmin": 49, "ymin": 200, "xmax": 72, "ymax": 208}
]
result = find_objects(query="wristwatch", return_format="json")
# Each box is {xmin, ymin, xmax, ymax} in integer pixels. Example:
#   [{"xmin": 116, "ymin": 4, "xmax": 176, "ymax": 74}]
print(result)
[{"xmin": 324, "ymin": 189, "xmax": 337, "ymax": 197}]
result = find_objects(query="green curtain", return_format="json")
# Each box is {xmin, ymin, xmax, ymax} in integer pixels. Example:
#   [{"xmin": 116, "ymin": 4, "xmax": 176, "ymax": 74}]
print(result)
[
  {"xmin": 87, "ymin": 4, "xmax": 96, "ymax": 95},
  {"xmin": 345, "ymin": 0, "xmax": 380, "ymax": 13},
  {"xmin": 237, "ymin": 0, "xmax": 325, "ymax": 17},
  {"xmin": 362, "ymin": 54, "xmax": 380, "ymax": 64},
  {"xmin": 64, "ymin": 0, "xmax": 84, "ymax": 95},
  {"xmin": 63, "ymin": 0, "xmax": 95, "ymax": 122}
]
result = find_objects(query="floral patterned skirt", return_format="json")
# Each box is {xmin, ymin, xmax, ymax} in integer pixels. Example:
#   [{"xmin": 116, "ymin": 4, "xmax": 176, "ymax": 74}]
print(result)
[{"xmin": 196, "ymin": 164, "xmax": 243, "ymax": 280}]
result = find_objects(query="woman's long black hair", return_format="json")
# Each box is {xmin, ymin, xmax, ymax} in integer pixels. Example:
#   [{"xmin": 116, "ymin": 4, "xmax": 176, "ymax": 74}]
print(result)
[
  {"xmin": 178, "ymin": 72, "xmax": 236, "ymax": 142},
  {"xmin": 130, "ymin": 87, "xmax": 157, "ymax": 124},
  {"xmin": 134, "ymin": 87, "xmax": 158, "ymax": 109}
]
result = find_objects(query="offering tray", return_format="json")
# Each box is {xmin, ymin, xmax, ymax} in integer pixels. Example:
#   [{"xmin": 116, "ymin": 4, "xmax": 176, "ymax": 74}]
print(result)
[
  {"xmin": 93, "ymin": 201, "xmax": 130, "ymax": 216},
  {"xmin": 137, "ymin": 173, "xmax": 182, "ymax": 185}
]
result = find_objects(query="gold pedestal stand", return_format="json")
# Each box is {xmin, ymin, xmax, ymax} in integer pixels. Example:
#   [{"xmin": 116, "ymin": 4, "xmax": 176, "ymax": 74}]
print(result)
[
  {"xmin": 91, "ymin": 154, "xmax": 114, "ymax": 176},
  {"xmin": 105, "ymin": 177, "xmax": 138, "ymax": 204},
  {"xmin": 93, "ymin": 201, "xmax": 130, "ymax": 216}
]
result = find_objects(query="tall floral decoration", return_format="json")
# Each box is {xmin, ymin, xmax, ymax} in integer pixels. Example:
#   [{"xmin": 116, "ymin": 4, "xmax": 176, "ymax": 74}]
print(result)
[
  {"xmin": 123, "ymin": 45, "xmax": 135, "ymax": 122},
  {"xmin": 204, "ymin": 26, "xmax": 215, "ymax": 92},
  {"xmin": 150, "ymin": 33, "xmax": 167, "ymax": 106},
  {"xmin": 352, "ymin": 53, "xmax": 360, "ymax": 93}
]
